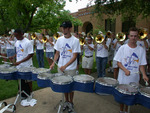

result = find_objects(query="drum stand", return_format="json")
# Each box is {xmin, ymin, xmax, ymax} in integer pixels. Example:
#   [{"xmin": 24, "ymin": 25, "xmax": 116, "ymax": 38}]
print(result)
[
  {"xmin": 1, "ymin": 79, "xmax": 32, "ymax": 113},
  {"xmin": 54, "ymin": 94, "xmax": 76, "ymax": 113},
  {"xmin": 14, "ymin": 79, "xmax": 32, "ymax": 104}
]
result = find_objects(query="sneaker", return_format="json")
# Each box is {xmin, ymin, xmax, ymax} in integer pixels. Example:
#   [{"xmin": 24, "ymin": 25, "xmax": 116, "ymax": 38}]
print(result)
[
  {"xmin": 63, "ymin": 101, "xmax": 68, "ymax": 111},
  {"xmin": 68, "ymin": 102, "xmax": 74, "ymax": 112}
]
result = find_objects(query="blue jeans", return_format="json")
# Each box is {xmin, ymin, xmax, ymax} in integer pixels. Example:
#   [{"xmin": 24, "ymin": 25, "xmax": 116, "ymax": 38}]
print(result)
[
  {"xmin": 36, "ymin": 49, "xmax": 44, "ymax": 68},
  {"xmin": 96, "ymin": 57, "xmax": 108, "ymax": 78}
]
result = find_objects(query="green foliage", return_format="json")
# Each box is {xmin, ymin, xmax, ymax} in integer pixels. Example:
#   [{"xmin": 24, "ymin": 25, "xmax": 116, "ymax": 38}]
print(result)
[
  {"xmin": 93, "ymin": 25, "xmax": 106, "ymax": 36},
  {"xmin": 0, "ymin": 0, "xmax": 82, "ymax": 35},
  {"xmin": 94, "ymin": 0, "xmax": 150, "ymax": 22}
]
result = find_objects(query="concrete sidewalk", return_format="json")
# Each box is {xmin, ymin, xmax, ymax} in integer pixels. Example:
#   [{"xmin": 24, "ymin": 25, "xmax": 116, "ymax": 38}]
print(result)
[{"xmin": 2, "ymin": 72, "xmax": 150, "ymax": 113}]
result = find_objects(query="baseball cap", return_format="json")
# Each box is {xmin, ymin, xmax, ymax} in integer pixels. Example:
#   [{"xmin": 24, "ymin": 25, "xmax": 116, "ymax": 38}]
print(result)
[{"xmin": 60, "ymin": 21, "xmax": 72, "ymax": 28}]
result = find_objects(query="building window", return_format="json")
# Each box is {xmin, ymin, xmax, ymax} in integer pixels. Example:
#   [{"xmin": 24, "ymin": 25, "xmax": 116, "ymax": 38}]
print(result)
[
  {"xmin": 74, "ymin": 25, "xmax": 78, "ymax": 33},
  {"xmin": 105, "ymin": 19, "xmax": 116, "ymax": 33}
]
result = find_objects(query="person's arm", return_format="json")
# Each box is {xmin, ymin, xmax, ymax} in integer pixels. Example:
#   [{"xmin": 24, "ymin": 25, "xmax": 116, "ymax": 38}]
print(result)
[
  {"xmin": 14, "ymin": 53, "xmax": 34, "ymax": 66},
  {"xmin": 86, "ymin": 44, "xmax": 94, "ymax": 51},
  {"xmin": 102, "ymin": 40, "xmax": 108, "ymax": 49},
  {"xmin": 113, "ymin": 41, "xmax": 118, "ymax": 49},
  {"xmin": 144, "ymin": 40, "xmax": 149, "ymax": 49},
  {"xmin": 49, "ymin": 41, "xmax": 54, "ymax": 46},
  {"xmin": 117, "ymin": 61, "xmax": 130, "ymax": 76},
  {"xmin": 140, "ymin": 65, "xmax": 149, "ymax": 82},
  {"xmin": 50, "ymin": 50, "xmax": 60, "ymax": 69},
  {"xmin": 59, "ymin": 53, "xmax": 78, "ymax": 72},
  {"xmin": 6, "ymin": 39, "xmax": 12, "ymax": 45}
]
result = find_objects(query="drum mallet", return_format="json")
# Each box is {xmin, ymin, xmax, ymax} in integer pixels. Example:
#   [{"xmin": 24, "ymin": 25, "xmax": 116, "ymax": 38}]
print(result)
[
  {"xmin": 0, "ymin": 55, "xmax": 8, "ymax": 59},
  {"xmin": 50, "ymin": 57, "xmax": 65, "ymax": 73}
]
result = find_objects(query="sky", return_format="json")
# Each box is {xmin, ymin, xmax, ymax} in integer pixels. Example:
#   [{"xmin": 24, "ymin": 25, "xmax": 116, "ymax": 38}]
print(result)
[{"xmin": 64, "ymin": 0, "xmax": 95, "ymax": 13}]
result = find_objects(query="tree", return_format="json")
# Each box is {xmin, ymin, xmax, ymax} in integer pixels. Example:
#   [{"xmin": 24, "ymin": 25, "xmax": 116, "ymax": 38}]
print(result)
[
  {"xmin": 94, "ymin": 0, "xmax": 150, "ymax": 21},
  {"xmin": 0, "ymin": 0, "xmax": 82, "ymax": 35}
]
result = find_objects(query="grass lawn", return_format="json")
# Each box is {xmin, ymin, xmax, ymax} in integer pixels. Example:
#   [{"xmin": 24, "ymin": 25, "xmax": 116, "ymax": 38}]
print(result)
[{"xmin": 0, "ymin": 53, "xmax": 97, "ymax": 101}]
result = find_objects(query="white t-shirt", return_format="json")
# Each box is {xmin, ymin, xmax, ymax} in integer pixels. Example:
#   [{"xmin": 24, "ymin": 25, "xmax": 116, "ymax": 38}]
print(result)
[
  {"xmin": 30, "ymin": 40, "xmax": 34, "ymax": 46},
  {"xmin": 0, "ymin": 40, "xmax": 6, "ymax": 49},
  {"xmin": 136, "ymin": 40, "xmax": 146, "ymax": 50},
  {"xmin": 114, "ymin": 43, "xmax": 122, "ymax": 55},
  {"xmin": 36, "ymin": 40, "xmax": 44, "ymax": 50},
  {"xmin": 54, "ymin": 35, "xmax": 81, "ymax": 70},
  {"xmin": 45, "ymin": 42, "xmax": 54, "ymax": 52},
  {"xmin": 96, "ymin": 38, "xmax": 111, "ymax": 57},
  {"xmin": 15, "ymin": 38, "xmax": 34, "ymax": 69},
  {"xmin": 6, "ymin": 40, "xmax": 15, "ymax": 49},
  {"xmin": 114, "ymin": 44, "xmax": 147, "ymax": 84},
  {"xmin": 83, "ymin": 44, "xmax": 94, "ymax": 56}
]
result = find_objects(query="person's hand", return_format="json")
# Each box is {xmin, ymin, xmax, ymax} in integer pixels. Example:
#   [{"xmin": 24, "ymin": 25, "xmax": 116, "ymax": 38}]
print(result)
[
  {"xmin": 13, "ymin": 61, "xmax": 21, "ymax": 66},
  {"xmin": 102, "ymin": 40, "xmax": 106, "ymax": 45},
  {"xmin": 125, "ymin": 69, "xmax": 130, "ymax": 76},
  {"xmin": 143, "ymin": 75, "xmax": 149, "ymax": 83},
  {"xmin": 9, "ymin": 56, "xmax": 14, "ymax": 60},
  {"xmin": 50, "ymin": 63, "xmax": 55, "ymax": 70},
  {"xmin": 59, "ymin": 66, "xmax": 66, "ymax": 72}
]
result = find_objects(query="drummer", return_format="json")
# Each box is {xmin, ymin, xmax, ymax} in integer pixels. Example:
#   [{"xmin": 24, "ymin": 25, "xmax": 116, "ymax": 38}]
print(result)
[
  {"xmin": 9, "ymin": 29, "xmax": 34, "ymax": 99},
  {"xmin": 114, "ymin": 27, "xmax": 149, "ymax": 113},
  {"xmin": 50, "ymin": 20, "xmax": 81, "ymax": 112}
]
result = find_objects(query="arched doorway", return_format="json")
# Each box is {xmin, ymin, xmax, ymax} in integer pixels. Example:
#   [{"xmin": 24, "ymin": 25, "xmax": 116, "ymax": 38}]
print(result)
[{"xmin": 82, "ymin": 22, "xmax": 93, "ymax": 35}]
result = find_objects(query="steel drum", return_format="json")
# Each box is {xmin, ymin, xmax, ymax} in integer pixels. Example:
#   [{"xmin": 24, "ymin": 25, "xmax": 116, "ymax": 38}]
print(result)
[
  {"xmin": 0, "ymin": 66, "xmax": 18, "ymax": 80},
  {"xmin": 95, "ymin": 77, "xmax": 119, "ymax": 94},
  {"xmin": 113, "ymin": 84, "xmax": 138, "ymax": 105},
  {"xmin": 129, "ymin": 82, "xmax": 141, "ymax": 89},
  {"xmin": 51, "ymin": 75, "xmax": 73, "ymax": 93},
  {"xmin": 37, "ymin": 72, "xmax": 54, "ymax": 87},
  {"xmin": 0, "ymin": 64, "xmax": 10, "ymax": 69},
  {"xmin": 32, "ymin": 68, "xmax": 50, "ymax": 74},
  {"xmin": 17, "ymin": 67, "xmax": 33, "ymax": 80},
  {"xmin": 73, "ymin": 74, "xmax": 94, "ymax": 92},
  {"xmin": 137, "ymin": 87, "xmax": 150, "ymax": 109},
  {"xmin": 32, "ymin": 68, "xmax": 50, "ymax": 81}
]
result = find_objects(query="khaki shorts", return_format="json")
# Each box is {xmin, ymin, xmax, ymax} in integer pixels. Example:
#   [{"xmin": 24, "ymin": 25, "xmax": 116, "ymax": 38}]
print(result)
[
  {"xmin": 82, "ymin": 56, "xmax": 94, "ymax": 69},
  {"xmin": 57, "ymin": 68, "xmax": 76, "ymax": 76}
]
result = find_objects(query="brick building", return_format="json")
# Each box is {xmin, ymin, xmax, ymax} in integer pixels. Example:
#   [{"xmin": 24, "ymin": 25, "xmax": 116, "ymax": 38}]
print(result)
[{"xmin": 70, "ymin": 6, "xmax": 150, "ymax": 35}]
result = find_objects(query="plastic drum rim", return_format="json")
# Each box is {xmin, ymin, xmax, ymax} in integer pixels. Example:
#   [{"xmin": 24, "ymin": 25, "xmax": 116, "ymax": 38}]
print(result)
[
  {"xmin": 96, "ymin": 77, "xmax": 119, "ymax": 87},
  {"xmin": 51, "ymin": 75, "xmax": 73, "ymax": 85},
  {"xmin": 33, "ymin": 68, "xmax": 50, "ymax": 74},
  {"xmin": 139, "ymin": 87, "xmax": 150, "ymax": 98},
  {"xmin": 73, "ymin": 74, "xmax": 94, "ymax": 83},
  {"xmin": 115, "ymin": 84, "xmax": 138, "ymax": 95},
  {"xmin": 0, "ymin": 67, "xmax": 17, "ymax": 73},
  {"xmin": 18, "ymin": 67, "xmax": 32, "ymax": 72},
  {"xmin": 37, "ymin": 72, "xmax": 54, "ymax": 80}
]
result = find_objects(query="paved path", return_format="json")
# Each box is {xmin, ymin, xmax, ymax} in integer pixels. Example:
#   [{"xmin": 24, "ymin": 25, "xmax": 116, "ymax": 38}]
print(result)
[{"xmin": 1, "ymin": 72, "xmax": 150, "ymax": 113}]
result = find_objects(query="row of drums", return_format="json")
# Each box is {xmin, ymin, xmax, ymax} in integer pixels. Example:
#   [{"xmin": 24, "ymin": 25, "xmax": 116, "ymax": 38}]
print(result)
[{"xmin": 0, "ymin": 64, "xmax": 150, "ymax": 109}]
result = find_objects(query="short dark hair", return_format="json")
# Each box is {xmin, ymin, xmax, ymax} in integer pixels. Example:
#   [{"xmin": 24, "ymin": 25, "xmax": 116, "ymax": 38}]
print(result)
[
  {"xmin": 14, "ymin": 29, "xmax": 24, "ymax": 34},
  {"xmin": 128, "ymin": 27, "xmax": 138, "ymax": 34}
]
